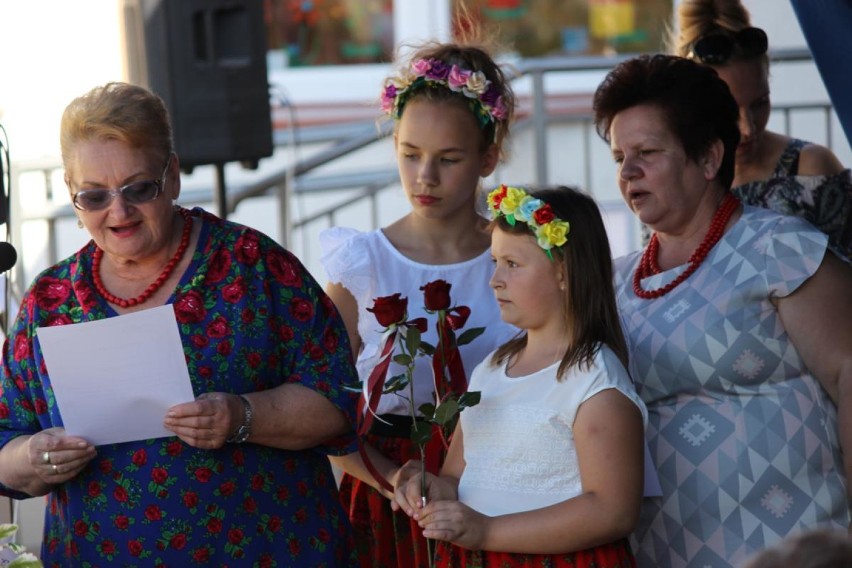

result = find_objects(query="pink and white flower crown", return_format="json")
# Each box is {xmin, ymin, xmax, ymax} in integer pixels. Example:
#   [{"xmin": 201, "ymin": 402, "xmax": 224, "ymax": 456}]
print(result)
[{"xmin": 380, "ymin": 58, "xmax": 508, "ymax": 131}]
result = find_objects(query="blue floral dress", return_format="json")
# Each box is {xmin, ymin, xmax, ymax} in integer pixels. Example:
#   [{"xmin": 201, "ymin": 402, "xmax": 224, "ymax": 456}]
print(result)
[{"xmin": 0, "ymin": 208, "xmax": 359, "ymax": 567}]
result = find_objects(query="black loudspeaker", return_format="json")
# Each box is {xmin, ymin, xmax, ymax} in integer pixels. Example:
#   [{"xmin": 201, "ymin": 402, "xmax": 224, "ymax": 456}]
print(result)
[{"xmin": 132, "ymin": 0, "xmax": 273, "ymax": 170}]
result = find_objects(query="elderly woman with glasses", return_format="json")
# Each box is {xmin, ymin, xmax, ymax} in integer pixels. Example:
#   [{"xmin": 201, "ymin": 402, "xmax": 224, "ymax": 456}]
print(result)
[
  {"xmin": 593, "ymin": 54, "xmax": 852, "ymax": 567},
  {"xmin": 672, "ymin": 0, "xmax": 851, "ymax": 262},
  {"xmin": 0, "ymin": 82, "xmax": 360, "ymax": 566}
]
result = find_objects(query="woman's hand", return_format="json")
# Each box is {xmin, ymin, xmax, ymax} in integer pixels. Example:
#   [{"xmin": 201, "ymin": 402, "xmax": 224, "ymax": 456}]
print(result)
[
  {"xmin": 28, "ymin": 427, "xmax": 96, "ymax": 485},
  {"xmin": 392, "ymin": 461, "xmax": 458, "ymax": 516},
  {"xmin": 414, "ymin": 499, "xmax": 490, "ymax": 550},
  {"xmin": 163, "ymin": 392, "xmax": 245, "ymax": 449}
]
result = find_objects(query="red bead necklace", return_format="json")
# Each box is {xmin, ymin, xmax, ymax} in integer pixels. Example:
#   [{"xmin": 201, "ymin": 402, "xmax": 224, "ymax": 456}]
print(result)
[
  {"xmin": 92, "ymin": 208, "xmax": 193, "ymax": 308},
  {"xmin": 633, "ymin": 193, "xmax": 740, "ymax": 300}
]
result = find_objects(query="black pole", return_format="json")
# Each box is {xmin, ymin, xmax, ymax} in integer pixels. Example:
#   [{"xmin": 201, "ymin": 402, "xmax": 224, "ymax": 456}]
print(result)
[{"xmin": 214, "ymin": 163, "xmax": 227, "ymax": 219}]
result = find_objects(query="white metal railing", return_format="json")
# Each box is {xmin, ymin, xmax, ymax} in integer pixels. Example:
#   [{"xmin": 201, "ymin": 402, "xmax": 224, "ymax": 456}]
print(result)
[{"xmin": 7, "ymin": 48, "xmax": 842, "ymax": 305}]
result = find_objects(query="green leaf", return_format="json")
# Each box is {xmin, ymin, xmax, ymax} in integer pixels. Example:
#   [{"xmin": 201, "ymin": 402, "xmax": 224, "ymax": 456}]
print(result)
[
  {"xmin": 410, "ymin": 422, "xmax": 432, "ymax": 446},
  {"xmin": 393, "ymin": 353, "xmax": 412, "ymax": 366},
  {"xmin": 383, "ymin": 374, "xmax": 410, "ymax": 393},
  {"xmin": 405, "ymin": 327, "xmax": 421, "ymax": 355},
  {"xmin": 458, "ymin": 391, "xmax": 482, "ymax": 409},
  {"xmin": 457, "ymin": 327, "xmax": 486, "ymax": 346},
  {"xmin": 418, "ymin": 341, "xmax": 436, "ymax": 356},
  {"xmin": 418, "ymin": 403, "xmax": 436, "ymax": 419},
  {"xmin": 434, "ymin": 400, "xmax": 460, "ymax": 425}
]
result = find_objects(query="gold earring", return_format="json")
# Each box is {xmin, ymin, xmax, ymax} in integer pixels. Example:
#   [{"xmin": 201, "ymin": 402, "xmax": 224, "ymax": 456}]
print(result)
[{"xmin": 77, "ymin": 219, "xmax": 84, "ymax": 229}]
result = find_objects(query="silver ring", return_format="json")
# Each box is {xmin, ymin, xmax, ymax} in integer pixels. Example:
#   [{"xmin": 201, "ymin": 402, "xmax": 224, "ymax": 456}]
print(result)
[
  {"xmin": 51, "ymin": 464, "xmax": 59, "ymax": 474},
  {"xmin": 42, "ymin": 451, "xmax": 51, "ymax": 464}
]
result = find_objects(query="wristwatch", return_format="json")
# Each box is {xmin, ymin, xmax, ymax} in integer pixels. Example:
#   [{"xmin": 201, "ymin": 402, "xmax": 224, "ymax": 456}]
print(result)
[{"xmin": 226, "ymin": 394, "xmax": 253, "ymax": 444}]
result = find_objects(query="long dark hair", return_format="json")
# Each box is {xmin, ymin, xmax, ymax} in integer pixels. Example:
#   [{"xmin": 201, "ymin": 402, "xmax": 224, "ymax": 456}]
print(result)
[{"xmin": 490, "ymin": 186, "xmax": 628, "ymax": 379}]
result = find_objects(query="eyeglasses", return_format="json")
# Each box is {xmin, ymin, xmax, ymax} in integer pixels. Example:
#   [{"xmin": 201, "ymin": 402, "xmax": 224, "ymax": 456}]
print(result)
[
  {"xmin": 71, "ymin": 155, "xmax": 172, "ymax": 211},
  {"xmin": 690, "ymin": 27, "xmax": 768, "ymax": 65}
]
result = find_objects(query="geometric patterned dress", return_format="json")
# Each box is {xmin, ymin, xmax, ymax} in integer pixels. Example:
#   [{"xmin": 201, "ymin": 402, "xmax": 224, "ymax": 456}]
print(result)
[{"xmin": 614, "ymin": 206, "xmax": 850, "ymax": 567}]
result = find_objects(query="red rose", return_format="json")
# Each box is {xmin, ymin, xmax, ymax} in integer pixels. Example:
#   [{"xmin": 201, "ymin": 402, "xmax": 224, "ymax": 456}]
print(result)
[
  {"xmin": 44, "ymin": 314, "xmax": 72, "ymax": 327},
  {"xmin": 195, "ymin": 467, "xmax": 212, "ymax": 482},
  {"xmin": 207, "ymin": 518, "xmax": 222, "ymax": 534},
  {"xmin": 98, "ymin": 459, "xmax": 113, "ymax": 474},
  {"xmin": 227, "ymin": 528, "xmax": 244, "ymax": 545},
  {"xmin": 258, "ymin": 554, "xmax": 274, "ymax": 568},
  {"xmin": 114, "ymin": 515, "xmax": 129, "ymax": 530},
  {"xmin": 322, "ymin": 328, "xmax": 339, "ymax": 352},
  {"xmin": 193, "ymin": 548, "xmax": 210, "ymax": 562},
  {"xmin": 288, "ymin": 537, "xmax": 300, "ymax": 556},
  {"xmin": 241, "ymin": 308, "xmax": 255, "ymax": 324},
  {"xmin": 219, "ymin": 481, "xmax": 236, "ymax": 496},
  {"xmin": 294, "ymin": 507, "xmax": 308, "ymax": 524},
  {"xmin": 217, "ymin": 340, "xmax": 232, "ymax": 357},
  {"xmin": 251, "ymin": 474, "xmax": 265, "ymax": 490},
  {"xmin": 266, "ymin": 249, "xmax": 303, "ymax": 287},
  {"xmin": 367, "ymin": 293, "xmax": 408, "ymax": 327},
  {"xmin": 206, "ymin": 316, "xmax": 230, "ymax": 338},
  {"xmin": 151, "ymin": 467, "xmax": 168, "ymax": 484},
  {"xmin": 421, "ymin": 280, "xmax": 452, "ymax": 311},
  {"xmin": 276, "ymin": 487, "xmax": 290, "ymax": 502},
  {"xmin": 34, "ymin": 398, "xmax": 48, "ymax": 414},
  {"xmin": 100, "ymin": 539, "xmax": 116, "ymax": 555},
  {"xmin": 491, "ymin": 185, "xmax": 508, "ymax": 208},
  {"xmin": 247, "ymin": 352, "xmax": 262, "ymax": 369},
  {"xmin": 206, "ymin": 249, "xmax": 232, "ymax": 284},
  {"xmin": 170, "ymin": 533, "xmax": 187, "ymax": 550},
  {"xmin": 198, "ymin": 366, "xmax": 213, "ymax": 379},
  {"xmin": 183, "ymin": 491, "xmax": 199, "ymax": 508},
  {"xmin": 34, "ymin": 277, "xmax": 71, "ymax": 311},
  {"xmin": 74, "ymin": 520, "xmax": 88, "ymax": 536},
  {"xmin": 73, "ymin": 279, "xmax": 98, "ymax": 311},
  {"xmin": 127, "ymin": 540, "xmax": 143, "ymax": 557},
  {"xmin": 267, "ymin": 516, "xmax": 281, "ymax": 532},
  {"xmin": 296, "ymin": 481, "xmax": 308, "ymax": 496},
  {"xmin": 144, "ymin": 505, "xmax": 162, "ymax": 521},
  {"xmin": 243, "ymin": 497, "xmax": 257, "ymax": 513},
  {"xmin": 232, "ymin": 448, "xmax": 245, "ymax": 467},
  {"xmin": 0, "ymin": 403, "xmax": 8, "ymax": 420},
  {"xmin": 318, "ymin": 528, "xmax": 331, "ymax": 543},
  {"xmin": 235, "ymin": 232, "xmax": 261, "ymax": 266},
  {"xmin": 533, "ymin": 203, "xmax": 556, "ymax": 225},
  {"xmin": 13, "ymin": 333, "xmax": 29, "ymax": 362},
  {"xmin": 87, "ymin": 481, "xmax": 101, "ymax": 497},
  {"xmin": 113, "ymin": 486, "xmax": 128, "ymax": 502},
  {"xmin": 290, "ymin": 297, "xmax": 314, "ymax": 322},
  {"xmin": 131, "ymin": 449, "xmax": 147, "ymax": 467},
  {"xmin": 278, "ymin": 325, "xmax": 294, "ymax": 342},
  {"xmin": 191, "ymin": 334, "xmax": 209, "ymax": 348},
  {"xmin": 308, "ymin": 343, "xmax": 324, "ymax": 361},
  {"xmin": 166, "ymin": 440, "xmax": 184, "ymax": 456},
  {"xmin": 222, "ymin": 278, "xmax": 247, "ymax": 304},
  {"xmin": 174, "ymin": 291, "xmax": 207, "ymax": 324}
]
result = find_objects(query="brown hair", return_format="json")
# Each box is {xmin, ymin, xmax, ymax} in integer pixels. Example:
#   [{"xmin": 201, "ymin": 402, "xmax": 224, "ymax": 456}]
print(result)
[
  {"xmin": 60, "ymin": 82, "xmax": 173, "ymax": 175},
  {"xmin": 742, "ymin": 529, "xmax": 852, "ymax": 568},
  {"xmin": 592, "ymin": 54, "xmax": 740, "ymax": 190},
  {"xmin": 490, "ymin": 186, "xmax": 628, "ymax": 379}
]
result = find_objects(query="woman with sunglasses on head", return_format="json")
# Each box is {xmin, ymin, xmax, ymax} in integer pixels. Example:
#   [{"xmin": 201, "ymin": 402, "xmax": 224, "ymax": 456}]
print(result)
[
  {"xmin": 0, "ymin": 82, "xmax": 361, "ymax": 566},
  {"xmin": 672, "ymin": 0, "xmax": 851, "ymax": 262}
]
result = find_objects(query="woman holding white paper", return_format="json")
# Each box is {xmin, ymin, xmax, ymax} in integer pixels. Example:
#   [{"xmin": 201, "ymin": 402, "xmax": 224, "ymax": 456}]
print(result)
[{"xmin": 0, "ymin": 82, "xmax": 360, "ymax": 566}]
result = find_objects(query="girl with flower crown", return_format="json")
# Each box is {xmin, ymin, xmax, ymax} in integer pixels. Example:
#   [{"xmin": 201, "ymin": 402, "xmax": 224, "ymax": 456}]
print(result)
[
  {"xmin": 394, "ymin": 186, "xmax": 647, "ymax": 568},
  {"xmin": 319, "ymin": 41, "xmax": 518, "ymax": 567}
]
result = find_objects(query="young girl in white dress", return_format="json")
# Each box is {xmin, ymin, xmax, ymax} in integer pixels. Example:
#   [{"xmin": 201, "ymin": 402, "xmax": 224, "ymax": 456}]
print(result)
[
  {"xmin": 394, "ymin": 186, "xmax": 647, "ymax": 568},
  {"xmin": 319, "ymin": 42, "xmax": 518, "ymax": 567}
]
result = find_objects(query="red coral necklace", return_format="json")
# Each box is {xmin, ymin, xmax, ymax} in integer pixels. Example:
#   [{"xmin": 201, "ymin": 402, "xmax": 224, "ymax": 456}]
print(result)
[
  {"xmin": 633, "ymin": 193, "xmax": 739, "ymax": 299},
  {"xmin": 92, "ymin": 208, "xmax": 193, "ymax": 308}
]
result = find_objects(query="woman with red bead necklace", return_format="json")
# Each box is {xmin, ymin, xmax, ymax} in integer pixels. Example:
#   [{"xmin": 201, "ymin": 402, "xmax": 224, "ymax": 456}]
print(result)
[
  {"xmin": 593, "ymin": 55, "xmax": 852, "ymax": 567},
  {"xmin": 0, "ymin": 82, "xmax": 360, "ymax": 566}
]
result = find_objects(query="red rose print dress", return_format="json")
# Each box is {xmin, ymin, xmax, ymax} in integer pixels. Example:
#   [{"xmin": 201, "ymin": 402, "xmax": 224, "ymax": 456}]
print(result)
[{"xmin": 0, "ymin": 208, "xmax": 360, "ymax": 567}]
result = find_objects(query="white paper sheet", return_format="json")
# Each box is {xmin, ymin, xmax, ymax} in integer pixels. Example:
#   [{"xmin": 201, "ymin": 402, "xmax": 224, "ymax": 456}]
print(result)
[{"xmin": 36, "ymin": 305, "xmax": 195, "ymax": 446}]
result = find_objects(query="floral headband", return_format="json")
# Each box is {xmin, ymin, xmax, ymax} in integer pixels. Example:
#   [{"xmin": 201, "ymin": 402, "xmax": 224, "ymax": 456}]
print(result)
[
  {"xmin": 487, "ymin": 185, "xmax": 570, "ymax": 260},
  {"xmin": 380, "ymin": 58, "xmax": 508, "ymax": 132}
]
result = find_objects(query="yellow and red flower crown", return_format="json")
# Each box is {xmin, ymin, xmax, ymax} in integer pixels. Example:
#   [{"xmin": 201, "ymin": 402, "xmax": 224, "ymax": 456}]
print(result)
[{"xmin": 487, "ymin": 185, "xmax": 570, "ymax": 259}]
